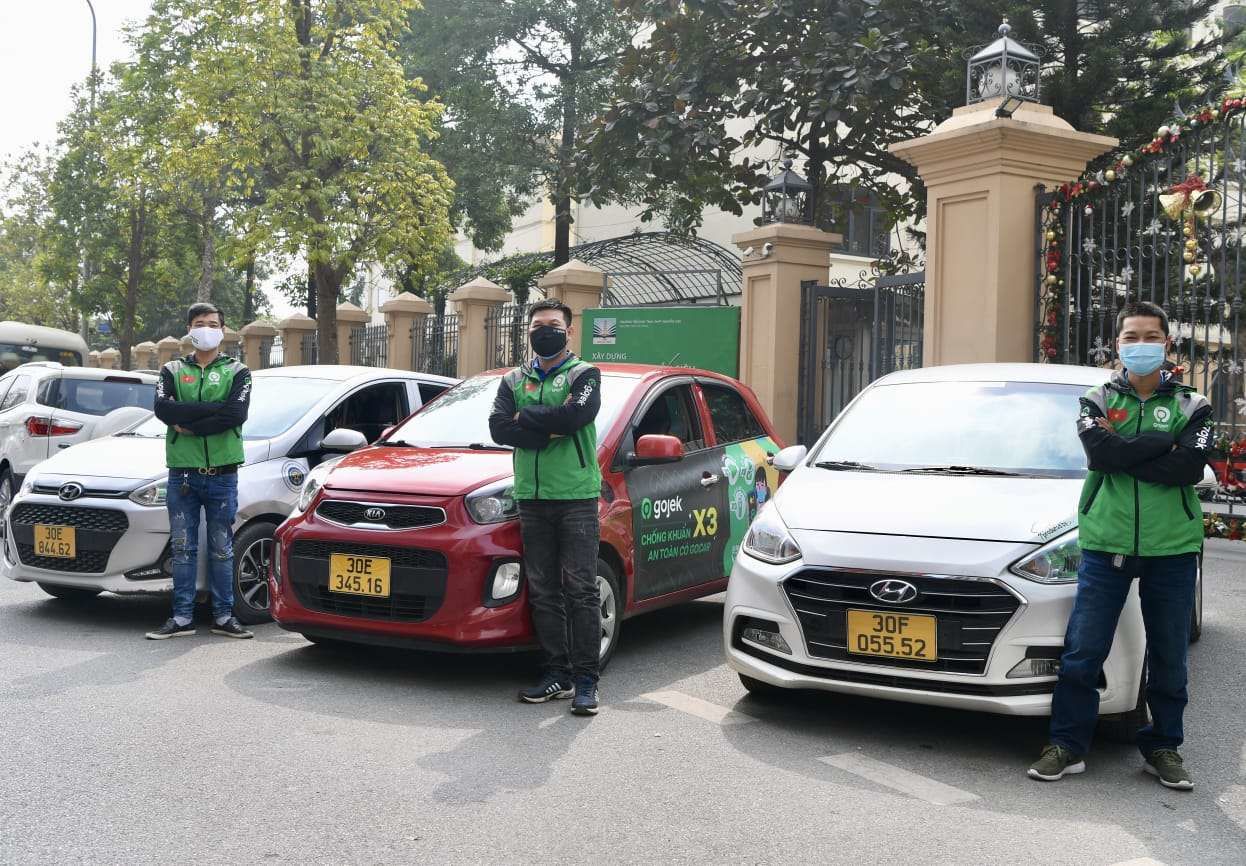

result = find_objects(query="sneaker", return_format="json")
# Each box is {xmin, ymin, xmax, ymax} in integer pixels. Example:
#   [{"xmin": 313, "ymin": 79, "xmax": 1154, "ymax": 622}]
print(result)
[
  {"xmin": 146, "ymin": 618, "xmax": 196, "ymax": 640},
  {"xmin": 1144, "ymin": 749, "xmax": 1194, "ymax": 790},
  {"xmin": 211, "ymin": 617, "xmax": 254, "ymax": 639},
  {"xmin": 570, "ymin": 677, "xmax": 599, "ymax": 716},
  {"xmin": 518, "ymin": 674, "xmax": 573, "ymax": 704},
  {"xmin": 1027, "ymin": 744, "xmax": 1086, "ymax": 781}
]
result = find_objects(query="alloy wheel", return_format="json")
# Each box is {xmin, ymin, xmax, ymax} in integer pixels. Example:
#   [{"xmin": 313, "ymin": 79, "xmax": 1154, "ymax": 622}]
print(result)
[
  {"xmin": 598, "ymin": 573, "xmax": 617, "ymax": 660},
  {"xmin": 0, "ymin": 475, "xmax": 12, "ymax": 548},
  {"xmin": 237, "ymin": 537, "xmax": 272, "ymax": 612}
]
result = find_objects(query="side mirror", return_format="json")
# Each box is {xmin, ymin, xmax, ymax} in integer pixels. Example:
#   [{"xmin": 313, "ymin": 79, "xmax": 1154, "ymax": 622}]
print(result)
[
  {"xmin": 1196, "ymin": 463, "xmax": 1218, "ymax": 491},
  {"xmin": 320, "ymin": 428, "xmax": 368, "ymax": 453},
  {"xmin": 770, "ymin": 445, "xmax": 808, "ymax": 473},
  {"xmin": 629, "ymin": 434, "xmax": 684, "ymax": 466}
]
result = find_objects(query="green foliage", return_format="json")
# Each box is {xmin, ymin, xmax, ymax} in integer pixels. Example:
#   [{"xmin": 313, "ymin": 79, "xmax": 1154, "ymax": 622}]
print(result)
[{"xmin": 0, "ymin": 149, "xmax": 77, "ymax": 330}]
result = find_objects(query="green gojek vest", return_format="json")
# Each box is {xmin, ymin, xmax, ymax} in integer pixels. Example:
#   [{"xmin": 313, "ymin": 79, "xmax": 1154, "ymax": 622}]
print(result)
[
  {"xmin": 505, "ymin": 359, "xmax": 602, "ymax": 500},
  {"xmin": 1077, "ymin": 378, "xmax": 1208, "ymax": 557},
  {"xmin": 164, "ymin": 355, "xmax": 247, "ymax": 469}
]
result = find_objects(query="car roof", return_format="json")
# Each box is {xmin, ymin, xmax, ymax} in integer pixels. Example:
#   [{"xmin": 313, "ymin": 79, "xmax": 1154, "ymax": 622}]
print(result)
[
  {"xmin": 3, "ymin": 363, "xmax": 158, "ymax": 381},
  {"xmin": 875, "ymin": 363, "xmax": 1112, "ymax": 387},
  {"xmin": 253, "ymin": 365, "xmax": 458, "ymax": 385},
  {"xmin": 477, "ymin": 362, "xmax": 738, "ymax": 383}
]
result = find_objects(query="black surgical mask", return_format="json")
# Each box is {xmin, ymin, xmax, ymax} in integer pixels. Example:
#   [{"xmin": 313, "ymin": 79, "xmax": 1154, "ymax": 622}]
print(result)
[{"xmin": 530, "ymin": 324, "xmax": 568, "ymax": 359}]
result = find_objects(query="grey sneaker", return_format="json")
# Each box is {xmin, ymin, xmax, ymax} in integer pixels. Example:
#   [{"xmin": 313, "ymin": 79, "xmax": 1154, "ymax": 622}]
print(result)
[
  {"xmin": 1027, "ymin": 744, "xmax": 1086, "ymax": 781},
  {"xmin": 1144, "ymin": 749, "xmax": 1194, "ymax": 790}
]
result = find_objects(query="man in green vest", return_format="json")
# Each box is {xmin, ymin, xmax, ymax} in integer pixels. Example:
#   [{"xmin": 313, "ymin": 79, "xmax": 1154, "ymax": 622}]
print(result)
[
  {"xmin": 1029, "ymin": 301, "xmax": 1213, "ymax": 789},
  {"xmin": 146, "ymin": 303, "xmax": 253, "ymax": 640},
  {"xmin": 489, "ymin": 299, "xmax": 603, "ymax": 715}
]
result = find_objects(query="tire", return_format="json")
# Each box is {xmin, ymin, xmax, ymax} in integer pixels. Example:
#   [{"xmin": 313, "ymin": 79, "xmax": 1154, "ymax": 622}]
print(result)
[
  {"xmin": 0, "ymin": 467, "xmax": 12, "ymax": 549},
  {"xmin": 1099, "ymin": 654, "xmax": 1149, "ymax": 744},
  {"xmin": 232, "ymin": 521, "xmax": 278, "ymax": 625},
  {"xmin": 738, "ymin": 672, "xmax": 790, "ymax": 701},
  {"xmin": 597, "ymin": 557, "xmax": 622, "ymax": 672},
  {"xmin": 1189, "ymin": 554, "xmax": 1203, "ymax": 644},
  {"xmin": 37, "ymin": 583, "xmax": 102, "ymax": 601}
]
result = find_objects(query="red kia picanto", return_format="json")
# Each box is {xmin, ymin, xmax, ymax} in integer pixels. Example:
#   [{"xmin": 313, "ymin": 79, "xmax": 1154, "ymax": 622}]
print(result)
[{"xmin": 270, "ymin": 363, "xmax": 784, "ymax": 666}]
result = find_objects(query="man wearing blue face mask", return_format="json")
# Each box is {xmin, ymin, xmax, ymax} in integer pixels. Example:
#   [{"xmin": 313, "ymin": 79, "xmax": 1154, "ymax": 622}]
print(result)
[{"xmin": 1029, "ymin": 302, "xmax": 1213, "ymax": 790}]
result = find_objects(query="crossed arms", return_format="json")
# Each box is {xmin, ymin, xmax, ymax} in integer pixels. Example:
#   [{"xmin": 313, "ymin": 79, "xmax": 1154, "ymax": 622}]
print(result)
[
  {"xmin": 154, "ymin": 365, "xmax": 252, "ymax": 436},
  {"xmin": 488, "ymin": 368, "xmax": 602, "ymax": 450},
  {"xmin": 1077, "ymin": 397, "xmax": 1213, "ymax": 486}
]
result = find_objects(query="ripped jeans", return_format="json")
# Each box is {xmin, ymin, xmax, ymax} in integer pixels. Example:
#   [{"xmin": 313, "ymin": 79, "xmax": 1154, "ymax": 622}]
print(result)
[{"xmin": 167, "ymin": 469, "xmax": 239, "ymax": 623}]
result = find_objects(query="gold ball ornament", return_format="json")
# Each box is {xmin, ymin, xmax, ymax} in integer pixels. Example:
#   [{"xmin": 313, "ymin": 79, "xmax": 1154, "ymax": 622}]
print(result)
[
  {"xmin": 1212, "ymin": 109, "xmax": 1220, "ymax": 121},
  {"xmin": 1122, "ymin": 155, "xmax": 1134, "ymax": 167},
  {"xmin": 1046, "ymin": 230, "xmax": 1056, "ymax": 241},
  {"xmin": 1184, "ymin": 251, "xmax": 1196, "ymax": 263},
  {"xmin": 1045, "ymin": 274, "xmax": 1059, "ymax": 286},
  {"xmin": 1105, "ymin": 170, "xmax": 1116, "ymax": 182},
  {"xmin": 1184, "ymin": 224, "xmax": 1195, "ymax": 238},
  {"xmin": 1157, "ymin": 125, "xmax": 1171, "ymax": 138},
  {"xmin": 1186, "ymin": 239, "xmax": 1197, "ymax": 252},
  {"xmin": 1189, "ymin": 264, "xmax": 1202, "ymax": 276}
]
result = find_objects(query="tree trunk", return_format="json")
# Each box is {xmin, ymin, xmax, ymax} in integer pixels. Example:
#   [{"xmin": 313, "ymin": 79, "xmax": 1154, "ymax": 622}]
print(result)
[
  {"xmin": 197, "ymin": 196, "xmax": 217, "ymax": 302},
  {"xmin": 243, "ymin": 255, "xmax": 256, "ymax": 321},
  {"xmin": 120, "ymin": 193, "xmax": 148, "ymax": 371},
  {"xmin": 314, "ymin": 261, "xmax": 339, "ymax": 364},
  {"xmin": 306, "ymin": 262, "xmax": 317, "ymax": 319},
  {"xmin": 552, "ymin": 34, "xmax": 581, "ymax": 267}
]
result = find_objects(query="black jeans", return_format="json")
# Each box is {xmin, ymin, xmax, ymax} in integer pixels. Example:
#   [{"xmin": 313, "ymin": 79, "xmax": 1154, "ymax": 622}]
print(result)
[{"xmin": 518, "ymin": 498, "xmax": 601, "ymax": 683}]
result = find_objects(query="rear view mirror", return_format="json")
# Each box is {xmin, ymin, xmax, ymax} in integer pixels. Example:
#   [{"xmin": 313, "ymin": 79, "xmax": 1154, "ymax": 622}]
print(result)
[
  {"xmin": 770, "ymin": 445, "xmax": 808, "ymax": 473},
  {"xmin": 629, "ymin": 434, "xmax": 684, "ymax": 466},
  {"xmin": 1197, "ymin": 464, "xmax": 1218, "ymax": 491},
  {"xmin": 321, "ymin": 428, "xmax": 368, "ymax": 453}
]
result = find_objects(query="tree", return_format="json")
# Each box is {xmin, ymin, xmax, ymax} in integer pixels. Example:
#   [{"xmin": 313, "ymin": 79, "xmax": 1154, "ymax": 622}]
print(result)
[{"xmin": 0, "ymin": 149, "xmax": 77, "ymax": 330}]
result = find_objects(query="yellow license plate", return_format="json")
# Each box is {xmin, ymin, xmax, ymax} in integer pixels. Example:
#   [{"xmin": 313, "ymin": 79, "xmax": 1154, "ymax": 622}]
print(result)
[
  {"xmin": 846, "ymin": 609, "xmax": 937, "ymax": 661},
  {"xmin": 327, "ymin": 553, "xmax": 391, "ymax": 597},
  {"xmin": 34, "ymin": 525, "xmax": 76, "ymax": 558}
]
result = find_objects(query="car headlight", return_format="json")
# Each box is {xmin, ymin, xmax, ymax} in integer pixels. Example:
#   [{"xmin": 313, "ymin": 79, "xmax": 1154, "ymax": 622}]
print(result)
[
  {"xmin": 466, "ymin": 478, "xmax": 518, "ymax": 524},
  {"xmin": 295, "ymin": 463, "xmax": 334, "ymax": 514},
  {"xmin": 1010, "ymin": 531, "xmax": 1081, "ymax": 584},
  {"xmin": 129, "ymin": 479, "xmax": 167, "ymax": 507},
  {"xmin": 741, "ymin": 501, "xmax": 801, "ymax": 565},
  {"xmin": 18, "ymin": 476, "xmax": 35, "ymax": 497}
]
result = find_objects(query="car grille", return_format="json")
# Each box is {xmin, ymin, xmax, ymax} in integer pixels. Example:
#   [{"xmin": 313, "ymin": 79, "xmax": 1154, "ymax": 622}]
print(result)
[
  {"xmin": 783, "ymin": 569, "xmax": 1022, "ymax": 675},
  {"xmin": 316, "ymin": 500, "xmax": 445, "ymax": 530},
  {"xmin": 9, "ymin": 503, "xmax": 129, "ymax": 574},
  {"xmin": 287, "ymin": 540, "xmax": 447, "ymax": 623}
]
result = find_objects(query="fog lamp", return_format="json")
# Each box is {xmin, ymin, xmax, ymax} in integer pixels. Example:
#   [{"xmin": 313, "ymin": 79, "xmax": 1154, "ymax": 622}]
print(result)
[
  {"xmin": 488, "ymin": 561, "xmax": 522, "ymax": 603},
  {"xmin": 1007, "ymin": 658, "xmax": 1060, "ymax": 679},
  {"xmin": 741, "ymin": 622, "xmax": 792, "ymax": 655}
]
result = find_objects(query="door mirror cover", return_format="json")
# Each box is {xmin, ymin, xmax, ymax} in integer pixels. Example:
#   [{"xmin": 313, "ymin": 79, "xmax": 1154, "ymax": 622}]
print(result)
[
  {"xmin": 630, "ymin": 434, "xmax": 685, "ymax": 466},
  {"xmin": 320, "ymin": 427, "xmax": 369, "ymax": 453},
  {"xmin": 770, "ymin": 445, "xmax": 808, "ymax": 473}
]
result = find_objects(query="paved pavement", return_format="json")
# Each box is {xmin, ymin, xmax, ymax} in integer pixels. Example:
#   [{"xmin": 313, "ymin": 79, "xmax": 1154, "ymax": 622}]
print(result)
[{"xmin": 2, "ymin": 544, "xmax": 1245, "ymax": 865}]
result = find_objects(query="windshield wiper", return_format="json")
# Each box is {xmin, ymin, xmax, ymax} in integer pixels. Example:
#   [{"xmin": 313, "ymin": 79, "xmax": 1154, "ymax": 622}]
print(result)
[
  {"xmin": 898, "ymin": 465, "xmax": 1022, "ymax": 477},
  {"xmin": 376, "ymin": 439, "xmax": 415, "ymax": 447},
  {"xmin": 466, "ymin": 442, "xmax": 510, "ymax": 451},
  {"xmin": 814, "ymin": 460, "xmax": 881, "ymax": 472}
]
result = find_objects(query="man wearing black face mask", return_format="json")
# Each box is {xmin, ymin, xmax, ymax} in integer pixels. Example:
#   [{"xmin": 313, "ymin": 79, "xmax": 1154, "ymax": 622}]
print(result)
[{"xmin": 488, "ymin": 299, "xmax": 604, "ymax": 715}]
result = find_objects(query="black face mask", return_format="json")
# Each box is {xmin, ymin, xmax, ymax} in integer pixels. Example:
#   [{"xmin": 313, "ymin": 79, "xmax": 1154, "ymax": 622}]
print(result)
[{"xmin": 530, "ymin": 324, "xmax": 568, "ymax": 359}]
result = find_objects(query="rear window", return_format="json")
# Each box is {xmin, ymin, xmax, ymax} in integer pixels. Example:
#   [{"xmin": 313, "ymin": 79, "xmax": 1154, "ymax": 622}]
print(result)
[
  {"xmin": 0, "ymin": 343, "xmax": 82, "ymax": 372},
  {"xmin": 39, "ymin": 377, "xmax": 156, "ymax": 417}
]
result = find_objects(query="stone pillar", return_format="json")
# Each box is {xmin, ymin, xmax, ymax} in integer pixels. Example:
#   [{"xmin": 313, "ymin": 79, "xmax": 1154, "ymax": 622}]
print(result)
[
  {"xmin": 890, "ymin": 98, "xmax": 1116, "ymax": 366},
  {"xmin": 221, "ymin": 325, "xmax": 241, "ymax": 360},
  {"xmin": 155, "ymin": 336, "xmax": 182, "ymax": 366},
  {"xmin": 98, "ymin": 348, "xmax": 120, "ymax": 370},
  {"xmin": 537, "ymin": 259, "xmax": 606, "ymax": 357},
  {"xmin": 335, "ymin": 302, "xmax": 370, "ymax": 366},
  {"xmin": 277, "ymin": 313, "xmax": 317, "ymax": 366},
  {"xmin": 133, "ymin": 341, "xmax": 157, "ymax": 370},
  {"xmin": 449, "ymin": 277, "xmax": 510, "ymax": 378},
  {"xmin": 239, "ymin": 321, "xmax": 278, "ymax": 369},
  {"xmin": 179, "ymin": 336, "xmax": 194, "ymax": 357},
  {"xmin": 731, "ymin": 223, "xmax": 842, "ymax": 445},
  {"xmin": 87, "ymin": 350, "xmax": 101, "ymax": 368},
  {"xmin": 381, "ymin": 292, "xmax": 433, "ymax": 371}
]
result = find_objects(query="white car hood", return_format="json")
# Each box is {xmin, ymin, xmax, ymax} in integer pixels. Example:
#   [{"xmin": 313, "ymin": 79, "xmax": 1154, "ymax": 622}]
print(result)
[
  {"xmin": 775, "ymin": 467, "xmax": 1082, "ymax": 544},
  {"xmin": 28, "ymin": 434, "xmax": 271, "ymax": 485}
]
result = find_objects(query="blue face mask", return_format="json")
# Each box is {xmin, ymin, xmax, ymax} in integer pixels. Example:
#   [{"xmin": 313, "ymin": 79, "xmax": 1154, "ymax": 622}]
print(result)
[{"xmin": 1119, "ymin": 342, "xmax": 1166, "ymax": 376}]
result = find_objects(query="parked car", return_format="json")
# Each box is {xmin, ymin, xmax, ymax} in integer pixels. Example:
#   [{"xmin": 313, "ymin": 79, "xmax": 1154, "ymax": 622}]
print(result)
[
  {"xmin": 0, "ymin": 321, "xmax": 90, "ymax": 372},
  {"xmin": 0, "ymin": 364, "xmax": 158, "ymax": 546},
  {"xmin": 3, "ymin": 366, "xmax": 456, "ymax": 623},
  {"xmin": 269, "ymin": 364, "xmax": 783, "ymax": 667},
  {"xmin": 724, "ymin": 363, "xmax": 1205, "ymax": 741}
]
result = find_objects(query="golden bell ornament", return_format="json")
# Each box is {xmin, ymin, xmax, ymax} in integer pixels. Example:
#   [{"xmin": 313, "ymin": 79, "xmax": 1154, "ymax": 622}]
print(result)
[
  {"xmin": 1045, "ymin": 230, "xmax": 1056, "ymax": 242},
  {"xmin": 1045, "ymin": 274, "xmax": 1058, "ymax": 286},
  {"xmin": 1184, "ymin": 251, "xmax": 1196, "ymax": 263},
  {"xmin": 1189, "ymin": 264, "xmax": 1202, "ymax": 277},
  {"xmin": 1186, "ymin": 239, "xmax": 1197, "ymax": 251}
]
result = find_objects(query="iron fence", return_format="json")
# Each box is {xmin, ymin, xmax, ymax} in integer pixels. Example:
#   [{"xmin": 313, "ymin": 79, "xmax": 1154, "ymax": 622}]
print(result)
[
  {"xmin": 300, "ymin": 332, "xmax": 318, "ymax": 365},
  {"xmin": 412, "ymin": 314, "xmax": 459, "ymax": 377},
  {"xmin": 484, "ymin": 303, "xmax": 533, "ymax": 370},
  {"xmin": 350, "ymin": 323, "xmax": 389, "ymax": 367},
  {"xmin": 258, "ymin": 335, "xmax": 277, "ymax": 369}
]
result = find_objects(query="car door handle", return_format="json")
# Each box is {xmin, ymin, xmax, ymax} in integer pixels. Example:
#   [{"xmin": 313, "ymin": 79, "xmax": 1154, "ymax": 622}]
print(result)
[{"xmin": 700, "ymin": 473, "xmax": 721, "ymax": 487}]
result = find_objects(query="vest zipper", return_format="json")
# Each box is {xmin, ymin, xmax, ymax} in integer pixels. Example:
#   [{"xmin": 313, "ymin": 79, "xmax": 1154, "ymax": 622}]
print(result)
[
  {"xmin": 572, "ymin": 435, "xmax": 587, "ymax": 469},
  {"xmin": 1133, "ymin": 397, "xmax": 1144, "ymax": 556},
  {"xmin": 1081, "ymin": 475, "xmax": 1105, "ymax": 515},
  {"xmin": 533, "ymin": 378, "xmax": 545, "ymax": 498},
  {"xmin": 198, "ymin": 365, "xmax": 211, "ymax": 468},
  {"xmin": 1179, "ymin": 487, "xmax": 1195, "ymax": 521}
]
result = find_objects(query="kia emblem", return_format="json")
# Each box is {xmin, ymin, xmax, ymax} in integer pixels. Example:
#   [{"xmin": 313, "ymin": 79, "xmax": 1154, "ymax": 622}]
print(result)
[
  {"xmin": 364, "ymin": 507, "xmax": 386, "ymax": 522},
  {"xmin": 868, "ymin": 579, "xmax": 919, "ymax": 605},
  {"xmin": 58, "ymin": 482, "xmax": 84, "ymax": 502}
]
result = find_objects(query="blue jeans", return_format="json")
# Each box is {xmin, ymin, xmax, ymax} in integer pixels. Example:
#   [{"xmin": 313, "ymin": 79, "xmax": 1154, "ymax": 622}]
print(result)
[
  {"xmin": 167, "ymin": 470, "xmax": 239, "ymax": 623},
  {"xmin": 1049, "ymin": 549, "xmax": 1197, "ymax": 757}
]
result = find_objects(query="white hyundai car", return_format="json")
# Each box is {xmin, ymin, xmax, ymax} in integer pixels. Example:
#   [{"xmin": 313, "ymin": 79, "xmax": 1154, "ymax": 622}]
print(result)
[
  {"xmin": 3, "ymin": 365, "xmax": 456, "ymax": 623},
  {"xmin": 725, "ymin": 363, "xmax": 1205, "ymax": 740}
]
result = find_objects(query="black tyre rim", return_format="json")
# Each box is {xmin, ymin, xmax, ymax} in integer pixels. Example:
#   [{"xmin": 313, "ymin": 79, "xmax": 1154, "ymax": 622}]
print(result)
[{"xmin": 237, "ymin": 537, "xmax": 272, "ymax": 612}]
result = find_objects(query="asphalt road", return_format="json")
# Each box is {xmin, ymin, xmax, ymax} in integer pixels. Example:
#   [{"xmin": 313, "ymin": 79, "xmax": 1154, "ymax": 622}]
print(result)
[{"xmin": 2, "ymin": 545, "xmax": 1245, "ymax": 865}]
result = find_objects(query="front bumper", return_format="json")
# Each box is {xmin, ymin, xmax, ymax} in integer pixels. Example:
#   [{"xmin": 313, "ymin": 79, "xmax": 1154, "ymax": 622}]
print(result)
[{"xmin": 723, "ymin": 534, "xmax": 1145, "ymax": 717}]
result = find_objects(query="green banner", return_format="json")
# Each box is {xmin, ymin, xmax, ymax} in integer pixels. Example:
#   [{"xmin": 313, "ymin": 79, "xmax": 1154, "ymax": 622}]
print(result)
[{"xmin": 583, "ymin": 306, "xmax": 740, "ymax": 376}]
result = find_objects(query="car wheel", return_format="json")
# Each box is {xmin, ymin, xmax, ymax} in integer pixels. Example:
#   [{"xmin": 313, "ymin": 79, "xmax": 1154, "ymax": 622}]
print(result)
[
  {"xmin": 597, "ymin": 558, "xmax": 622, "ymax": 672},
  {"xmin": 37, "ymin": 583, "xmax": 102, "ymax": 601},
  {"xmin": 738, "ymin": 673, "xmax": 789, "ymax": 701},
  {"xmin": 0, "ymin": 467, "xmax": 12, "ymax": 548},
  {"xmin": 1189, "ymin": 554, "xmax": 1203, "ymax": 644},
  {"xmin": 232, "ymin": 522, "xmax": 278, "ymax": 625},
  {"xmin": 1099, "ymin": 655, "xmax": 1149, "ymax": 744}
]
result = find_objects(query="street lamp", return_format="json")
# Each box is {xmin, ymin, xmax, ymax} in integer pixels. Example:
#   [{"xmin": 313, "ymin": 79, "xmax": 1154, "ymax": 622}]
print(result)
[
  {"xmin": 761, "ymin": 157, "xmax": 813, "ymax": 225},
  {"xmin": 966, "ymin": 20, "xmax": 1040, "ymax": 116}
]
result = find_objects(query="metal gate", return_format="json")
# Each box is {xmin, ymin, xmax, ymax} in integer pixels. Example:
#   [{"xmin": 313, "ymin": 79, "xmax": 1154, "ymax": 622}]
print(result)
[{"xmin": 797, "ymin": 272, "xmax": 925, "ymax": 444}]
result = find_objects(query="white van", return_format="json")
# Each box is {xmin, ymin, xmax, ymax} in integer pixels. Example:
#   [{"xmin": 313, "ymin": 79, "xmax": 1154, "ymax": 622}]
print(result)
[{"xmin": 0, "ymin": 322, "xmax": 90, "ymax": 372}]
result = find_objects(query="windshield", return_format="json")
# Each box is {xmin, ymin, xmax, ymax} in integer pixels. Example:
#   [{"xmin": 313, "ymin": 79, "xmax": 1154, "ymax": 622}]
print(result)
[
  {"xmin": 810, "ymin": 380, "xmax": 1091, "ymax": 478},
  {"xmin": 0, "ymin": 343, "xmax": 82, "ymax": 371},
  {"xmin": 386, "ymin": 372, "xmax": 635, "ymax": 449},
  {"xmin": 44, "ymin": 377, "xmax": 155, "ymax": 416},
  {"xmin": 126, "ymin": 376, "xmax": 335, "ymax": 440}
]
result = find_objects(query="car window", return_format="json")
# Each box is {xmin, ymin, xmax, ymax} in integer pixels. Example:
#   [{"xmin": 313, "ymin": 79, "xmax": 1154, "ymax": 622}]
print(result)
[
  {"xmin": 127, "ymin": 376, "xmax": 334, "ymax": 440},
  {"xmin": 0, "ymin": 375, "xmax": 31, "ymax": 411},
  {"xmin": 324, "ymin": 382, "xmax": 409, "ymax": 444},
  {"xmin": 0, "ymin": 344, "xmax": 81, "ymax": 372},
  {"xmin": 418, "ymin": 382, "xmax": 449, "ymax": 406},
  {"xmin": 0, "ymin": 376, "xmax": 14, "ymax": 409},
  {"xmin": 702, "ymin": 383, "xmax": 765, "ymax": 444},
  {"xmin": 38, "ymin": 376, "xmax": 156, "ymax": 417},
  {"xmin": 634, "ymin": 384, "xmax": 705, "ymax": 451}
]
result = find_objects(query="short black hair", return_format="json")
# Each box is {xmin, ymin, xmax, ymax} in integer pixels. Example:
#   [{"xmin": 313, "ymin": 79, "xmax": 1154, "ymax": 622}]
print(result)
[
  {"xmin": 1116, "ymin": 301, "xmax": 1168, "ymax": 337},
  {"xmin": 187, "ymin": 302, "xmax": 224, "ymax": 327},
  {"xmin": 527, "ymin": 298, "xmax": 572, "ymax": 327}
]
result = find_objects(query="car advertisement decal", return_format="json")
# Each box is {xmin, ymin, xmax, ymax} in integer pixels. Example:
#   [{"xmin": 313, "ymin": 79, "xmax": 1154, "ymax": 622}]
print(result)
[
  {"xmin": 282, "ymin": 460, "xmax": 308, "ymax": 491},
  {"xmin": 720, "ymin": 437, "xmax": 779, "ymax": 573},
  {"xmin": 627, "ymin": 447, "xmax": 727, "ymax": 600}
]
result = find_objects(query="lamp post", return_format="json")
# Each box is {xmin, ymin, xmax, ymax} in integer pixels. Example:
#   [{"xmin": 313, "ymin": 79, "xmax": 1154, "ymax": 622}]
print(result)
[
  {"xmin": 761, "ymin": 156, "xmax": 814, "ymax": 225},
  {"xmin": 966, "ymin": 20, "xmax": 1041, "ymax": 118}
]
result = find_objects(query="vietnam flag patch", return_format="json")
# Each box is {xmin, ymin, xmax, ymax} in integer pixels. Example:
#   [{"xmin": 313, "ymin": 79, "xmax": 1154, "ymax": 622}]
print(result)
[
  {"xmin": 181, "ymin": 374, "xmax": 196, "ymax": 383},
  {"xmin": 525, "ymin": 381, "xmax": 538, "ymax": 393},
  {"xmin": 1107, "ymin": 408, "xmax": 1129, "ymax": 424}
]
